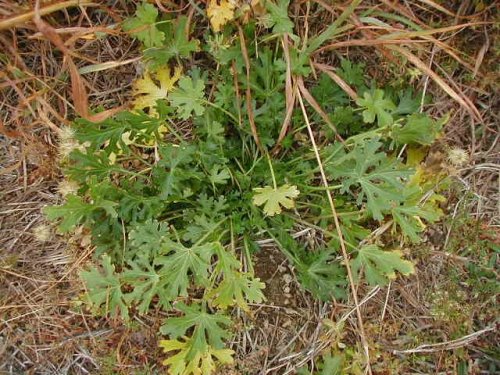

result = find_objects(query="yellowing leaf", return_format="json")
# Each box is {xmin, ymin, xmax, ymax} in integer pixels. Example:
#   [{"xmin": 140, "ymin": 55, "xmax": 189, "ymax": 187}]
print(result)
[
  {"xmin": 252, "ymin": 184, "xmax": 299, "ymax": 216},
  {"xmin": 406, "ymin": 146, "xmax": 427, "ymax": 167},
  {"xmin": 133, "ymin": 66, "xmax": 183, "ymax": 114},
  {"xmin": 207, "ymin": 0, "xmax": 236, "ymax": 32},
  {"xmin": 209, "ymin": 273, "xmax": 265, "ymax": 310},
  {"xmin": 160, "ymin": 337, "xmax": 234, "ymax": 375},
  {"xmin": 108, "ymin": 132, "xmax": 134, "ymax": 164}
]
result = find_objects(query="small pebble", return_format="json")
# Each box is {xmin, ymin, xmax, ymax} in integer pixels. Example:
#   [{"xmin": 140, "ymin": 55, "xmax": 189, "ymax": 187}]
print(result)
[{"xmin": 282, "ymin": 274, "xmax": 293, "ymax": 284}]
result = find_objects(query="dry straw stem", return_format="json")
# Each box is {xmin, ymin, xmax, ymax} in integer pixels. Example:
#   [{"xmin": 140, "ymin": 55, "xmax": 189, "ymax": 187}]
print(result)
[
  {"xmin": 238, "ymin": 24, "xmax": 263, "ymax": 152},
  {"xmin": 412, "ymin": 0, "xmax": 455, "ymax": 17},
  {"xmin": 273, "ymin": 34, "xmax": 297, "ymax": 152},
  {"xmin": 297, "ymin": 77, "xmax": 344, "ymax": 144},
  {"xmin": 350, "ymin": 14, "xmax": 483, "ymax": 122},
  {"xmin": 370, "ymin": 22, "xmax": 487, "ymax": 73},
  {"xmin": 387, "ymin": 45, "xmax": 482, "ymax": 122},
  {"xmin": 393, "ymin": 325, "xmax": 496, "ymax": 354},
  {"xmin": 309, "ymin": 1, "xmax": 487, "ymax": 123},
  {"xmin": 33, "ymin": 0, "xmax": 89, "ymax": 119},
  {"xmin": 296, "ymin": 87, "xmax": 372, "ymax": 374},
  {"xmin": 0, "ymin": 0, "xmax": 97, "ymax": 31},
  {"xmin": 314, "ymin": 63, "xmax": 358, "ymax": 101},
  {"xmin": 377, "ymin": 22, "xmax": 488, "ymax": 40},
  {"xmin": 28, "ymin": 25, "xmax": 120, "ymax": 41},
  {"xmin": 27, "ymin": 0, "xmax": 123, "ymax": 123}
]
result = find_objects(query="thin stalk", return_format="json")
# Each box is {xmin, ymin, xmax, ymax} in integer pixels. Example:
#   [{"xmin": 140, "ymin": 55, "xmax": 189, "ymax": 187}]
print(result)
[
  {"xmin": 243, "ymin": 236, "xmax": 254, "ymax": 275},
  {"xmin": 297, "ymin": 88, "xmax": 373, "ymax": 374},
  {"xmin": 266, "ymin": 153, "xmax": 278, "ymax": 190},
  {"xmin": 202, "ymin": 100, "xmax": 239, "ymax": 124},
  {"xmin": 303, "ymin": 184, "xmax": 343, "ymax": 191},
  {"xmin": 193, "ymin": 218, "xmax": 227, "ymax": 248}
]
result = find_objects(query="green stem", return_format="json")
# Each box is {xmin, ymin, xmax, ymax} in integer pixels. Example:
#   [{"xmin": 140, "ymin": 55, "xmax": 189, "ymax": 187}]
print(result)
[
  {"xmin": 118, "ymin": 168, "xmax": 148, "ymax": 179},
  {"xmin": 163, "ymin": 119, "xmax": 185, "ymax": 143},
  {"xmin": 193, "ymin": 218, "xmax": 227, "ymax": 247},
  {"xmin": 266, "ymin": 153, "xmax": 277, "ymax": 189},
  {"xmin": 243, "ymin": 236, "xmax": 255, "ymax": 275},
  {"xmin": 202, "ymin": 100, "xmax": 240, "ymax": 124},
  {"xmin": 303, "ymin": 184, "xmax": 343, "ymax": 191}
]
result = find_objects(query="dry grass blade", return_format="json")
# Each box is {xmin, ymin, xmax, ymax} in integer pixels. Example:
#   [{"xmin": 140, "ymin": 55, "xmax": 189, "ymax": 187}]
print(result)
[
  {"xmin": 238, "ymin": 25, "xmax": 263, "ymax": 152},
  {"xmin": 33, "ymin": 1, "xmax": 89, "ymax": 119},
  {"xmin": 78, "ymin": 57, "xmax": 141, "ymax": 75},
  {"xmin": 376, "ymin": 21, "xmax": 488, "ymax": 73},
  {"xmin": 414, "ymin": 0, "xmax": 456, "ymax": 17},
  {"xmin": 315, "ymin": 38, "xmax": 420, "ymax": 53},
  {"xmin": 305, "ymin": 0, "xmax": 362, "ymax": 53},
  {"xmin": 273, "ymin": 34, "xmax": 296, "ymax": 152},
  {"xmin": 297, "ymin": 77, "xmax": 344, "ymax": 144},
  {"xmin": 314, "ymin": 63, "xmax": 358, "ymax": 101},
  {"xmin": 473, "ymin": 40, "xmax": 489, "ymax": 79},
  {"xmin": 377, "ymin": 0, "xmax": 429, "ymax": 28},
  {"xmin": 344, "ymin": 6, "xmax": 487, "ymax": 81},
  {"xmin": 67, "ymin": 60, "xmax": 89, "ymax": 119},
  {"xmin": 29, "ymin": 26, "xmax": 119, "ymax": 41},
  {"xmin": 297, "ymin": 88, "xmax": 372, "ymax": 375},
  {"xmin": 86, "ymin": 105, "xmax": 128, "ymax": 123},
  {"xmin": 388, "ymin": 45, "xmax": 482, "ymax": 122},
  {"xmin": 0, "ymin": 0, "xmax": 97, "ymax": 31},
  {"xmin": 420, "ymin": 36, "xmax": 477, "ymax": 73},
  {"xmin": 0, "ymin": 159, "xmax": 22, "ymax": 176},
  {"xmin": 231, "ymin": 61, "xmax": 243, "ymax": 126},
  {"xmin": 0, "ymin": 119, "xmax": 22, "ymax": 138},
  {"xmin": 378, "ymin": 22, "xmax": 488, "ymax": 40},
  {"xmin": 393, "ymin": 326, "xmax": 496, "ymax": 354}
]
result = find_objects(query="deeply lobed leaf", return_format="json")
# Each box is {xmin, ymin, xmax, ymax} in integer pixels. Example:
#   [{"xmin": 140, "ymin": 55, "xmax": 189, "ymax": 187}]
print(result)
[
  {"xmin": 252, "ymin": 184, "xmax": 300, "ymax": 216},
  {"xmin": 351, "ymin": 245, "xmax": 415, "ymax": 285},
  {"xmin": 122, "ymin": 1, "xmax": 165, "ymax": 48}
]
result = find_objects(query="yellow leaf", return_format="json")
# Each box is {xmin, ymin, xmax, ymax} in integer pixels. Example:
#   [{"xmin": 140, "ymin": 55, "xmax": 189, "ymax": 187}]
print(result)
[
  {"xmin": 132, "ymin": 66, "xmax": 183, "ymax": 114},
  {"xmin": 160, "ymin": 337, "xmax": 233, "ymax": 375},
  {"xmin": 207, "ymin": 0, "xmax": 235, "ymax": 32},
  {"xmin": 252, "ymin": 184, "xmax": 300, "ymax": 216},
  {"xmin": 406, "ymin": 146, "xmax": 426, "ymax": 167}
]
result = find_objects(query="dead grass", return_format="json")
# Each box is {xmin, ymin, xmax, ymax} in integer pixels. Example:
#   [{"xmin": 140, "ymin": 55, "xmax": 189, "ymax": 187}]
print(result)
[
  {"xmin": 0, "ymin": 0, "xmax": 498, "ymax": 374},
  {"xmin": 0, "ymin": 144, "xmax": 98, "ymax": 373},
  {"xmin": 0, "ymin": 3, "xmax": 140, "ymax": 373}
]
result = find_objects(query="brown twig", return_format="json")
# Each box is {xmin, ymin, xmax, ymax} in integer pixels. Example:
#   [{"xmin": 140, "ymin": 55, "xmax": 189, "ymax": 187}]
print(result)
[
  {"xmin": 273, "ymin": 34, "xmax": 297, "ymax": 153},
  {"xmin": 238, "ymin": 24, "xmax": 263, "ymax": 152},
  {"xmin": 393, "ymin": 325, "xmax": 496, "ymax": 354},
  {"xmin": 0, "ymin": 0, "xmax": 97, "ymax": 31}
]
